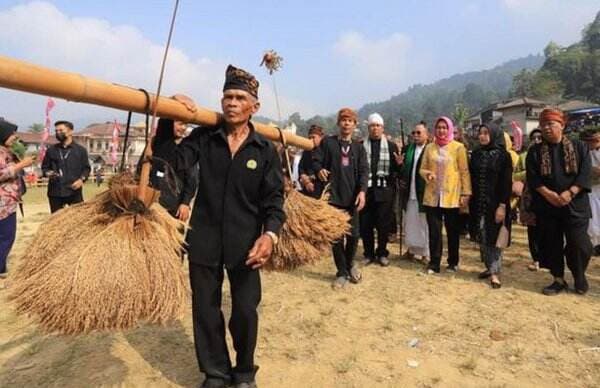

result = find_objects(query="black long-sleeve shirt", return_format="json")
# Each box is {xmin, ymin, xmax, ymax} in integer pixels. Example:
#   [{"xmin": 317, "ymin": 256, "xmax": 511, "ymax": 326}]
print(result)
[
  {"xmin": 151, "ymin": 119, "xmax": 198, "ymax": 213},
  {"xmin": 297, "ymin": 149, "xmax": 324, "ymax": 198},
  {"xmin": 170, "ymin": 122, "xmax": 285, "ymax": 269},
  {"xmin": 526, "ymin": 139, "xmax": 591, "ymax": 219},
  {"xmin": 313, "ymin": 135, "xmax": 369, "ymax": 208},
  {"xmin": 41, "ymin": 142, "xmax": 90, "ymax": 198}
]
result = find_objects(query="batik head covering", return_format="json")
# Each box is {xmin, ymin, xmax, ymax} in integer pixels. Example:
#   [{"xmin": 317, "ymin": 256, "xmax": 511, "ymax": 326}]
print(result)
[{"xmin": 223, "ymin": 65, "xmax": 259, "ymax": 99}]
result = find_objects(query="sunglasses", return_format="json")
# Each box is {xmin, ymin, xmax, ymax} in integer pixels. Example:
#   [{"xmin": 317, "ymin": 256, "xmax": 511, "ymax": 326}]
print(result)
[{"xmin": 412, "ymin": 131, "xmax": 422, "ymax": 135}]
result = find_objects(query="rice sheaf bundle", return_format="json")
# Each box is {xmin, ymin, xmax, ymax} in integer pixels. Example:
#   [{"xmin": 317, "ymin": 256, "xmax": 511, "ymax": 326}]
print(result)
[
  {"xmin": 266, "ymin": 189, "xmax": 350, "ymax": 271},
  {"xmin": 10, "ymin": 173, "xmax": 188, "ymax": 335}
]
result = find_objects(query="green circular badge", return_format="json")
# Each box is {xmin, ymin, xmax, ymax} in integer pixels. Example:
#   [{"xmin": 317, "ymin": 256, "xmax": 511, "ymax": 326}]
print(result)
[{"xmin": 246, "ymin": 159, "xmax": 257, "ymax": 170}]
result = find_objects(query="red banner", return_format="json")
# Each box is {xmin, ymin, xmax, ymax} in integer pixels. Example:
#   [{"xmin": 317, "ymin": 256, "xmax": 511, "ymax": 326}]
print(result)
[
  {"xmin": 110, "ymin": 120, "xmax": 121, "ymax": 165},
  {"xmin": 39, "ymin": 97, "xmax": 56, "ymax": 161}
]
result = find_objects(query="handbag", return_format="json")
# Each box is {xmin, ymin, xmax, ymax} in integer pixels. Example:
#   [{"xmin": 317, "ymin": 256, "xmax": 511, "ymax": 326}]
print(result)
[{"xmin": 496, "ymin": 225, "xmax": 509, "ymax": 248}]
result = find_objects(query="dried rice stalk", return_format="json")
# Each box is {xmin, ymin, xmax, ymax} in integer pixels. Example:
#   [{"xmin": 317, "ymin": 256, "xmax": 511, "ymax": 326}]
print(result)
[
  {"xmin": 10, "ymin": 174, "xmax": 188, "ymax": 334},
  {"xmin": 266, "ymin": 189, "xmax": 350, "ymax": 271}
]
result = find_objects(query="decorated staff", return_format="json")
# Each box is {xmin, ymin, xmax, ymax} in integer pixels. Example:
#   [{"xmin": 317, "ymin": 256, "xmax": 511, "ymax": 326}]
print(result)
[{"xmin": 259, "ymin": 50, "xmax": 352, "ymax": 271}]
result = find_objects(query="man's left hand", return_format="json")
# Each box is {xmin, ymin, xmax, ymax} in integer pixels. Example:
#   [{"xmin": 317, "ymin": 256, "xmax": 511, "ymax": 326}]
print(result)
[
  {"xmin": 355, "ymin": 191, "xmax": 366, "ymax": 211},
  {"xmin": 176, "ymin": 204, "xmax": 191, "ymax": 222},
  {"xmin": 246, "ymin": 234, "xmax": 274, "ymax": 269},
  {"xmin": 70, "ymin": 179, "xmax": 84, "ymax": 190}
]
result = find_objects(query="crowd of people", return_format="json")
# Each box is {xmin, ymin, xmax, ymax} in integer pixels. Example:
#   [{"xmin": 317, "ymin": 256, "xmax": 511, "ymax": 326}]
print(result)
[
  {"xmin": 294, "ymin": 106, "xmax": 595, "ymax": 296},
  {"xmin": 0, "ymin": 63, "xmax": 597, "ymax": 388}
]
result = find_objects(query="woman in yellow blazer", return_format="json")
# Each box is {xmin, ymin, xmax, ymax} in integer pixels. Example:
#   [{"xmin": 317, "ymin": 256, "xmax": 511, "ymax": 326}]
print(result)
[{"xmin": 420, "ymin": 116, "xmax": 471, "ymax": 273}]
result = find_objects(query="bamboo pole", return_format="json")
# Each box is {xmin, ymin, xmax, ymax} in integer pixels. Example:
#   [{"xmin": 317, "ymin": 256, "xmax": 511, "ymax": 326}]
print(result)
[{"xmin": 0, "ymin": 55, "xmax": 314, "ymax": 150}]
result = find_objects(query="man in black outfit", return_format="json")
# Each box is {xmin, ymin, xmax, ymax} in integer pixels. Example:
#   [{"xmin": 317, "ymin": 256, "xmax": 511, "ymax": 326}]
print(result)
[
  {"xmin": 526, "ymin": 108, "xmax": 593, "ymax": 296},
  {"xmin": 41, "ymin": 120, "xmax": 90, "ymax": 213},
  {"xmin": 360, "ymin": 113, "xmax": 402, "ymax": 266},
  {"xmin": 166, "ymin": 65, "xmax": 285, "ymax": 388},
  {"xmin": 314, "ymin": 107, "xmax": 368, "ymax": 289},
  {"xmin": 298, "ymin": 124, "xmax": 325, "ymax": 198}
]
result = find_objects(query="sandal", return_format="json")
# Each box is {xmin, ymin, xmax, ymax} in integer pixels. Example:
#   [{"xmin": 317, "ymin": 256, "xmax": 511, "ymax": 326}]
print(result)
[
  {"xmin": 478, "ymin": 270, "xmax": 491, "ymax": 279},
  {"xmin": 527, "ymin": 262, "xmax": 539, "ymax": 271},
  {"xmin": 490, "ymin": 275, "xmax": 502, "ymax": 289}
]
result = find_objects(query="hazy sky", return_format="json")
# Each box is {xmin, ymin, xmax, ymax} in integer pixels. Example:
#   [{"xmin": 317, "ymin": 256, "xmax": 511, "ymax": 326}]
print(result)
[{"xmin": 0, "ymin": 0, "xmax": 598, "ymax": 129}]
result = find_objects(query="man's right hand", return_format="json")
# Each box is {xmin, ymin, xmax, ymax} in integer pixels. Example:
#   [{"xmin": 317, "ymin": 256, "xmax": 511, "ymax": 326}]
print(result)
[
  {"xmin": 544, "ymin": 190, "xmax": 566, "ymax": 207},
  {"xmin": 20, "ymin": 156, "xmax": 35, "ymax": 168},
  {"xmin": 304, "ymin": 181, "xmax": 315, "ymax": 193},
  {"xmin": 318, "ymin": 169, "xmax": 330, "ymax": 182},
  {"xmin": 172, "ymin": 94, "xmax": 197, "ymax": 113},
  {"xmin": 46, "ymin": 170, "xmax": 58, "ymax": 179}
]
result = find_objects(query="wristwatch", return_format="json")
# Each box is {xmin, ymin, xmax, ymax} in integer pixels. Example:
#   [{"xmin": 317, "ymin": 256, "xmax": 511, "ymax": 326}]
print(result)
[{"xmin": 265, "ymin": 231, "xmax": 279, "ymax": 246}]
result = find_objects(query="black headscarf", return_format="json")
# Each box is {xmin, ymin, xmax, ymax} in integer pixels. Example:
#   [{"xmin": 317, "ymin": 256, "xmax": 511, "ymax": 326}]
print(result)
[
  {"xmin": 477, "ymin": 123, "xmax": 505, "ymax": 151},
  {"xmin": 0, "ymin": 118, "xmax": 17, "ymax": 146}
]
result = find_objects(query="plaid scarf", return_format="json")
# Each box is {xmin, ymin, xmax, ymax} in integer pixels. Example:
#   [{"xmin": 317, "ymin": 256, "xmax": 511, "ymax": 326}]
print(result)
[
  {"xmin": 363, "ymin": 136, "xmax": 390, "ymax": 188},
  {"xmin": 540, "ymin": 136, "xmax": 578, "ymax": 177}
]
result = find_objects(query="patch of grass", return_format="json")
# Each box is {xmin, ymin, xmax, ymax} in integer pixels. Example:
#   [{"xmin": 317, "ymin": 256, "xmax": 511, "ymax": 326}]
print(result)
[
  {"xmin": 22, "ymin": 182, "xmax": 106, "ymax": 206},
  {"xmin": 381, "ymin": 319, "xmax": 395, "ymax": 333},
  {"xmin": 24, "ymin": 341, "xmax": 43, "ymax": 357},
  {"xmin": 334, "ymin": 354, "xmax": 357, "ymax": 374},
  {"xmin": 296, "ymin": 317, "xmax": 325, "ymax": 338},
  {"xmin": 458, "ymin": 355, "xmax": 478, "ymax": 372}
]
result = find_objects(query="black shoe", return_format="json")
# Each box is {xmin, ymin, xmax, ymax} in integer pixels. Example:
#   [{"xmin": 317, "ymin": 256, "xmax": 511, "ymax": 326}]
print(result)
[
  {"xmin": 425, "ymin": 265, "xmax": 440, "ymax": 274},
  {"xmin": 594, "ymin": 245, "xmax": 600, "ymax": 256},
  {"xmin": 478, "ymin": 270, "xmax": 491, "ymax": 279},
  {"xmin": 378, "ymin": 256, "xmax": 390, "ymax": 267},
  {"xmin": 446, "ymin": 265, "xmax": 458, "ymax": 273},
  {"xmin": 575, "ymin": 275, "xmax": 589, "ymax": 295},
  {"xmin": 542, "ymin": 280, "xmax": 568, "ymax": 296}
]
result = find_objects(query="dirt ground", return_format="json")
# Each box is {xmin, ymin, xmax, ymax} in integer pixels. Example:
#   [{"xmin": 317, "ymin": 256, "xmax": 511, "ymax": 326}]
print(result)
[{"xmin": 0, "ymin": 185, "xmax": 599, "ymax": 388}]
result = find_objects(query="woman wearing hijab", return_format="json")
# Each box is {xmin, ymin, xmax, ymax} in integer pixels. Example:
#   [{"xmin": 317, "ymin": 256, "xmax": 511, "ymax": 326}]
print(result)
[
  {"xmin": 420, "ymin": 116, "xmax": 471, "ymax": 274},
  {"xmin": 150, "ymin": 118, "xmax": 198, "ymax": 221},
  {"xmin": 470, "ymin": 124, "xmax": 513, "ymax": 288},
  {"xmin": 0, "ymin": 119, "xmax": 34, "ymax": 278}
]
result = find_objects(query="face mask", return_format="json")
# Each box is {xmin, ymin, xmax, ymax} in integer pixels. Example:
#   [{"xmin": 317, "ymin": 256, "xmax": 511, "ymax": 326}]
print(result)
[
  {"xmin": 56, "ymin": 132, "xmax": 67, "ymax": 142},
  {"xmin": 10, "ymin": 139, "xmax": 26, "ymax": 159}
]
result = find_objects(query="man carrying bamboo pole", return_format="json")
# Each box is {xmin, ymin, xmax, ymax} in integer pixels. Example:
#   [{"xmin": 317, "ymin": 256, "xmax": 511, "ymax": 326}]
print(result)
[{"xmin": 162, "ymin": 65, "xmax": 285, "ymax": 388}]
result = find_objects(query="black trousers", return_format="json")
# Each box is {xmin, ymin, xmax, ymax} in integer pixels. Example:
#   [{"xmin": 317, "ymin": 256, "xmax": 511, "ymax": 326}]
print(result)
[
  {"xmin": 332, "ymin": 207, "xmax": 359, "ymax": 277},
  {"xmin": 189, "ymin": 263, "xmax": 261, "ymax": 385},
  {"xmin": 360, "ymin": 197, "xmax": 394, "ymax": 258},
  {"xmin": 425, "ymin": 206, "xmax": 460, "ymax": 271},
  {"xmin": 537, "ymin": 213, "xmax": 592, "ymax": 283},
  {"xmin": 48, "ymin": 192, "xmax": 83, "ymax": 213},
  {"xmin": 527, "ymin": 225, "xmax": 541, "ymax": 262}
]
